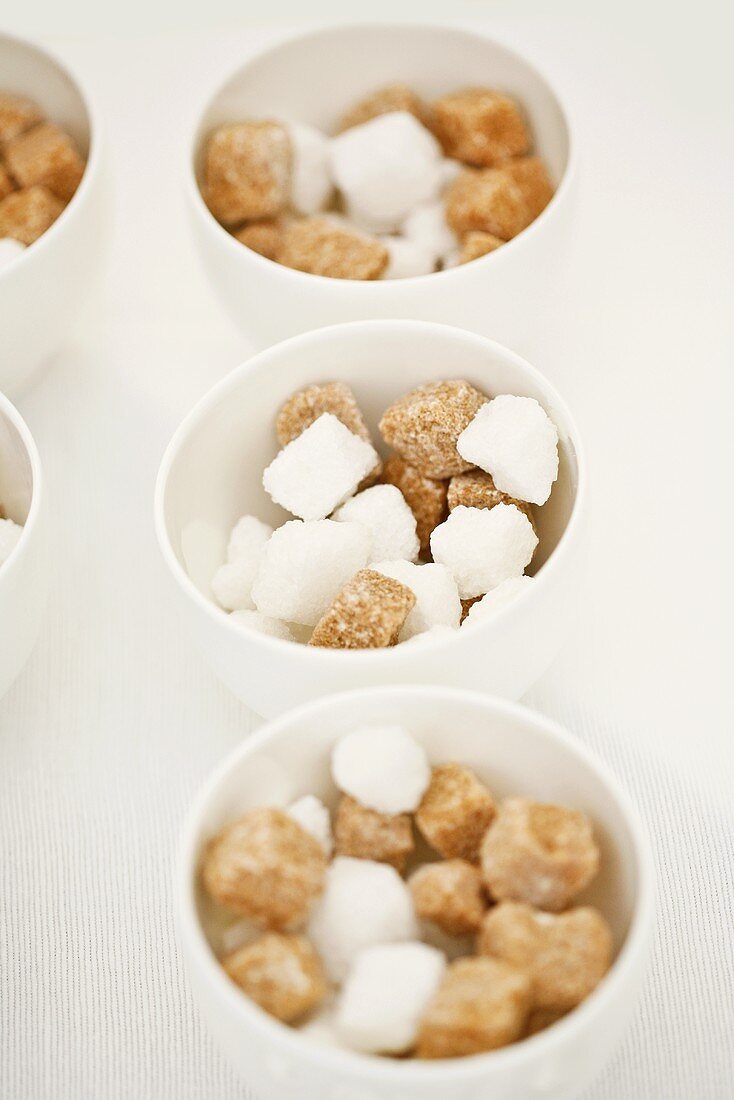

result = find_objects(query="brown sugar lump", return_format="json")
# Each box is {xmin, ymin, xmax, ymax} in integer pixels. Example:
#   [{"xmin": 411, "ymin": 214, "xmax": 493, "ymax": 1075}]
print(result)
[
  {"xmin": 416, "ymin": 763, "xmax": 496, "ymax": 862},
  {"xmin": 279, "ymin": 216, "xmax": 388, "ymax": 280},
  {"xmin": 0, "ymin": 185, "xmax": 64, "ymax": 245},
  {"xmin": 233, "ymin": 219, "xmax": 285, "ymax": 261},
  {"xmin": 460, "ymin": 597, "xmax": 480, "ymax": 623},
  {"xmin": 481, "ymin": 798, "xmax": 600, "ymax": 912},
  {"xmin": 309, "ymin": 567, "xmax": 415, "ymax": 649},
  {"xmin": 5, "ymin": 122, "xmax": 85, "ymax": 202},
  {"xmin": 204, "ymin": 121, "xmax": 291, "ymax": 225},
  {"xmin": 0, "ymin": 163, "xmax": 14, "ymax": 201},
  {"xmin": 338, "ymin": 83, "xmax": 429, "ymax": 133},
  {"xmin": 223, "ymin": 932, "xmax": 328, "ymax": 1022},
  {"xmin": 431, "ymin": 88, "xmax": 530, "ymax": 167},
  {"xmin": 380, "ymin": 454, "xmax": 448, "ymax": 558},
  {"xmin": 379, "ymin": 380, "xmax": 487, "ymax": 479},
  {"xmin": 0, "ymin": 93, "xmax": 43, "ymax": 145},
  {"xmin": 478, "ymin": 901, "xmax": 613, "ymax": 1011},
  {"xmin": 448, "ymin": 469, "xmax": 535, "ymax": 529},
  {"xmin": 202, "ymin": 807, "xmax": 327, "ymax": 930},
  {"xmin": 416, "ymin": 956, "xmax": 531, "ymax": 1057},
  {"xmin": 445, "ymin": 167, "xmax": 532, "ymax": 241},
  {"xmin": 458, "ymin": 230, "xmax": 505, "ymax": 264},
  {"xmin": 276, "ymin": 381, "xmax": 374, "ymax": 449},
  {"xmin": 526, "ymin": 1007, "xmax": 568, "ymax": 1036},
  {"xmin": 334, "ymin": 794, "xmax": 414, "ymax": 872},
  {"xmin": 409, "ymin": 859, "xmax": 486, "ymax": 936},
  {"xmin": 502, "ymin": 156, "xmax": 554, "ymax": 221}
]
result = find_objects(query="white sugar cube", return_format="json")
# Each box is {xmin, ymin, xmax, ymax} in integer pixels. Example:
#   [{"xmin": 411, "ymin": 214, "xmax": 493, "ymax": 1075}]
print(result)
[
  {"xmin": 228, "ymin": 609, "xmax": 293, "ymax": 640},
  {"xmin": 457, "ymin": 395, "xmax": 560, "ymax": 505},
  {"xmin": 372, "ymin": 560, "xmax": 461, "ymax": 640},
  {"xmin": 0, "ymin": 518, "xmax": 24, "ymax": 567},
  {"xmin": 331, "ymin": 111, "xmax": 443, "ymax": 233},
  {"xmin": 263, "ymin": 413, "xmax": 379, "ymax": 522},
  {"xmin": 252, "ymin": 518, "xmax": 370, "ymax": 626},
  {"xmin": 379, "ymin": 235, "xmax": 436, "ymax": 279},
  {"xmin": 463, "ymin": 575, "xmax": 534, "ymax": 626},
  {"xmin": 226, "ymin": 514, "xmax": 273, "ymax": 564},
  {"xmin": 212, "ymin": 515, "xmax": 274, "ymax": 611},
  {"xmin": 336, "ymin": 942, "xmax": 446, "ymax": 1054},
  {"xmin": 430, "ymin": 504, "xmax": 538, "ymax": 598},
  {"xmin": 0, "ymin": 237, "xmax": 25, "ymax": 271},
  {"xmin": 286, "ymin": 795, "xmax": 333, "ymax": 856},
  {"xmin": 331, "ymin": 725, "xmax": 430, "ymax": 814},
  {"xmin": 401, "ymin": 200, "xmax": 457, "ymax": 264},
  {"xmin": 333, "ymin": 485, "xmax": 419, "ymax": 563},
  {"xmin": 308, "ymin": 857, "xmax": 417, "ymax": 981},
  {"xmin": 286, "ymin": 121, "xmax": 333, "ymax": 215}
]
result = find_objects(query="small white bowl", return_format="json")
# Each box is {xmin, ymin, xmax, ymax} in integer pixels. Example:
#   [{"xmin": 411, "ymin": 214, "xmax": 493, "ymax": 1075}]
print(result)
[
  {"xmin": 186, "ymin": 23, "xmax": 575, "ymax": 349},
  {"xmin": 178, "ymin": 685, "xmax": 654, "ymax": 1100},
  {"xmin": 0, "ymin": 390, "xmax": 48, "ymax": 698},
  {"xmin": 0, "ymin": 32, "xmax": 109, "ymax": 395},
  {"xmin": 155, "ymin": 320, "xmax": 587, "ymax": 718}
]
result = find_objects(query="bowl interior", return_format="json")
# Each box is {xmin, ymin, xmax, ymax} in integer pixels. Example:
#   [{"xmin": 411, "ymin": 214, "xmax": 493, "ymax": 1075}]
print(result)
[
  {"xmin": 192, "ymin": 24, "xmax": 570, "ymax": 196},
  {"xmin": 0, "ymin": 403, "xmax": 33, "ymax": 525},
  {"xmin": 162, "ymin": 324, "xmax": 579, "ymax": 602},
  {"xmin": 0, "ymin": 34, "xmax": 90, "ymax": 157}
]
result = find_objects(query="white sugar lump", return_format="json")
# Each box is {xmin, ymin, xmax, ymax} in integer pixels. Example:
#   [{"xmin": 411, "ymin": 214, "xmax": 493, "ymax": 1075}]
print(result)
[
  {"xmin": 330, "ymin": 111, "xmax": 443, "ymax": 233},
  {"xmin": 331, "ymin": 725, "xmax": 430, "ymax": 815},
  {"xmin": 372, "ymin": 560, "xmax": 461, "ymax": 640},
  {"xmin": 463, "ymin": 575, "xmax": 534, "ymax": 626},
  {"xmin": 457, "ymin": 394, "xmax": 560, "ymax": 505},
  {"xmin": 286, "ymin": 795, "xmax": 333, "ymax": 856},
  {"xmin": 285, "ymin": 121, "xmax": 333, "ymax": 215},
  {"xmin": 228, "ymin": 609, "xmax": 293, "ymax": 640},
  {"xmin": 379, "ymin": 235, "xmax": 436, "ymax": 279},
  {"xmin": 263, "ymin": 413, "xmax": 379, "ymax": 521},
  {"xmin": 0, "ymin": 237, "xmax": 25, "ymax": 271},
  {"xmin": 332, "ymin": 485, "xmax": 419, "ymax": 564},
  {"xmin": 430, "ymin": 504, "xmax": 538, "ymax": 599},
  {"xmin": 308, "ymin": 857, "xmax": 418, "ymax": 981},
  {"xmin": 212, "ymin": 515, "xmax": 273, "ymax": 611},
  {"xmin": 401, "ymin": 200, "xmax": 457, "ymax": 263},
  {"xmin": 226, "ymin": 514, "xmax": 273, "ymax": 564},
  {"xmin": 252, "ymin": 518, "xmax": 370, "ymax": 626},
  {"xmin": 336, "ymin": 942, "xmax": 446, "ymax": 1054},
  {"xmin": 0, "ymin": 518, "xmax": 23, "ymax": 567}
]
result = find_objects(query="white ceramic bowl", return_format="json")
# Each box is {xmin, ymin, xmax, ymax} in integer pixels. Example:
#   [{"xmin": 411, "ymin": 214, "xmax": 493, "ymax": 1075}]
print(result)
[
  {"xmin": 186, "ymin": 23, "xmax": 575, "ymax": 349},
  {"xmin": 155, "ymin": 320, "xmax": 587, "ymax": 718},
  {"xmin": 0, "ymin": 32, "xmax": 109, "ymax": 395},
  {"xmin": 178, "ymin": 685, "xmax": 654, "ymax": 1100},
  {"xmin": 0, "ymin": 390, "xmax": 48, "ymax": 698}
]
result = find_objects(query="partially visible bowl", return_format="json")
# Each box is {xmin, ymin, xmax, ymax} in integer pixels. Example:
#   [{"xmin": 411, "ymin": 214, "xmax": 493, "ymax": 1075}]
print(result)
[
  {"xmin": 0, "ymin": 390, "xmax": 48, "ymax": 698},
  {"xmin": 186, "ymin": 22, "xmax": 575, "ymax": 349},
  {"xmin": 154, "ymin": 320, "xmax": 587, "ymax": 718},
  {"xmin": 178, "ymin": 685, "xmax": 654, "ymax": 1100},
  {"xmin": 0, "ymin": 32, "xmax": 109, "ymax": 394}
]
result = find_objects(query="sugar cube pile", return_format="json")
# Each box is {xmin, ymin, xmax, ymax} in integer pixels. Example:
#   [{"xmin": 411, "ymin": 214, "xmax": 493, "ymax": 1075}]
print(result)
[
  {"xmin": 200, "ymin": 721, "xmax": 612, "ymax": 1058},
  {"xmin": 201, "ymin": 81, "xmax": 555, "ymax": 279}
]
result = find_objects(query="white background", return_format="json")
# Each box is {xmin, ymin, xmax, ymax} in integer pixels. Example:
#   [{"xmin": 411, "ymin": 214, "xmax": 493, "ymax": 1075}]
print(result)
[{"xmin": 1, "ymin": 2, "xmax": 732, "ymax": 1096}]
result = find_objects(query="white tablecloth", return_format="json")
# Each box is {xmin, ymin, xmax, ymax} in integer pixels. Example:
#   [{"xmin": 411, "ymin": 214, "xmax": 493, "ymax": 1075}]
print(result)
[{"xmin": 1, "ymin": 15, "xmax": 732, "ymax": 1098}]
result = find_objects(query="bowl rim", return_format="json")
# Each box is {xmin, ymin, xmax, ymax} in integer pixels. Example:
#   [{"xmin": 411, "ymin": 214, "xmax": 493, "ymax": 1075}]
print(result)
[
  {"xmin": 177, "ymin": 684, "xmax": 655, "ymax": 1083},
  {"xmin": 154, "ymin": 318, "xmax": 588, "ymax": 665},
  {"xmin": 184, "ymin": 20, "xmax": 577, "ymax": 289},
  {"xmin": 0, "ymin": 389, "xmax": 43, "ymax": 577},
  {"xmin": 0, "ymin": 29, "xmax": 102, "ymax": 286}
]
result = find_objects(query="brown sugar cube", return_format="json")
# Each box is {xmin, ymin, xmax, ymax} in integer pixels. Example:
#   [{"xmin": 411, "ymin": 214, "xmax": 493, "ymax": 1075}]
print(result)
[
  {"xmin": 309, "ymin": 568, "xmax": 415, "ymax": 650},
  {"xmin": 502, "ymin": 156, "xmax": 554, "ymax": 221},
  {"xmin": 379, "ymin": 380, "xmax": 487, "ymax": 480},
  {"xmin": 478, "ymin": 901, "xmax": 613, "ymax": 1011},
  {"xmin": 202, "ymin": 807, "xmax": 327, "ymax": 930},
  {"xmin": 0, "ymin": 163, "xmax": 15, "ymax": 201},
  {"xmin": 481, "ymin": 798, "xmax": 600, "ymax": 913},
  {"xmin": 233, "ymin": 219, "xmax": 285, "ymax": 261},
  {"xmin": 5, "ymin": 123, "xmax": 85, "ymax": 202},
  {"xmin": 460, "ymin": 597, "xmax": 480, "ymax": 623},
  {"xmin": 448, "ymin": 470, "xmax": 535, "ymax": 530},
  {"xmin": 445, "ymin": 167, "xmax": 532, "ymax": 241},
  {"xmin": 279, "ymin": 217, "xmax": 388, "ymax": 280},
  {"xmin": 416, "ymin": 763, "xmax": 496, "ymax": 862},
  {"xmin": 334, "ymin": 794, "xmax": 414, "ymax": 872},
  {"xmin": 0, "ymin": 185, "xmax": 64, "ymax": 245},
  {"xmin": 526, "ymin": 1007, "xmax": 567, "ymax": 1036},
  {"xmin": 458, "ymin": 230, "xmax": 505, "ymax": 264},
  {"xmin": 416, "ymin": 956, "xmax": 531, "ymax": 1058},
  {"xmin": 277, "ymin": 381, "xmax": 382, "ymax": 487},
  {"xmin": 431, "ymin": 88, "xmax": 530, "ymax": 167},
  {"xmin": 380, "ymin": 454, "xmax": 448, "ymax": 558},
  {"xmin": 0, "ymin": 93, "xmax": 43, "ymax": 145},
  {"xmin": 409, "ymin": 859, "xmax": 486, "ymax": 936},
  {"xmin": 223, "ymin": 932, "xmax": 328, "ymax": 1022},
  {"xmin": 338, "ymin": 83, "xmax": 429, "ymax": 132},
  {"xmin": 204, "ymin": 121, "xmax": 291, "ymax": 225}
]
